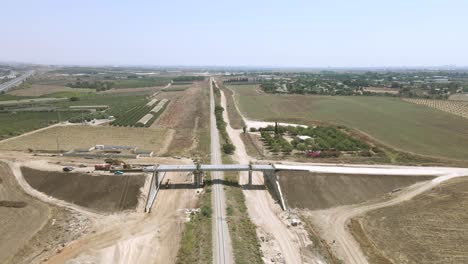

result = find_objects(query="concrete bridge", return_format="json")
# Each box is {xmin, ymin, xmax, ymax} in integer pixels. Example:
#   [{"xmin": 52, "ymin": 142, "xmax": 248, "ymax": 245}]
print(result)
[{"xmin": 143, "ymin": 163, "xmax": 283, "ymax": 213}]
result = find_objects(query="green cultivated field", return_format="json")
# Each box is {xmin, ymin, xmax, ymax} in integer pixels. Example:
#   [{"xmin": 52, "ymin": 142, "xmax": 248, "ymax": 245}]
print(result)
[
  {"xmin": 112, "ymin": 77, "xmax": 171, "ymax": 88},
  {"xmin": 230, "ymin": 85, "xmax": 468, "ymax": 160},
  {"xmin": 0, "ymin": 112, "xmax": 79, "ymax": 139},
  {"xmin": 0, "ymin": 91, "xmax": 148, "ymax": 139}
]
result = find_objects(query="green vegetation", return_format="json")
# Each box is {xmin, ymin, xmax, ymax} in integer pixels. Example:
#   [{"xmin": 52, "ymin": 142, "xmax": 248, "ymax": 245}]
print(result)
[
  {"xmin": 67, "ymin": 81, "xmax": 114, "ymax": 91},
  {"xmin": 112, "ymin": 77, "xmax": 171, "ymax": 88},
  {"xmin": 176, "ymin": 174, "xmax": 212, "ymax": 264},
  {"xmin": 111, "ymin": 105, "xmax": 152, "ymax": 127},
  {"xmin": 257, "ymin": 71, "xmax": 468, "ymax": 99},
  {"xmin": 0, "ymin": 111, "xmax": 79, "ymax": 139},
  {"xmin": 0, "ymin": 91, "xmax": 149, "ymax": 138},
  {"xmin": 222, "ymin": 156, "xmax": 263, "ymax": 264},
  {"xmin": 260, "ymin": 125, "xmax": 368, "ymax": 156},
  {"xmin": 0, "ymin": 94, "xmax": 33, "ymax": 101},
  {"xmin": 173, "ymin": 76, "xmax": 205, "ymax": 82},
  {"xmin": 213, "ymin": 81, "xmax": 236, "ymax": 154},
  {"xmin": 232, "ymin": 85, "xmax": 468, "ymax": 160}
]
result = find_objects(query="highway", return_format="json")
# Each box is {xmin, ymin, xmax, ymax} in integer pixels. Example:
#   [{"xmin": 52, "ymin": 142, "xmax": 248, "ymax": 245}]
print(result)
[
  {"xmin": 210, "ymin": 77, "xmax": 233, "ymax": 264},
  {"xmin": 0, "ymin": 70, "xmax": 34, "ymax": 93}
]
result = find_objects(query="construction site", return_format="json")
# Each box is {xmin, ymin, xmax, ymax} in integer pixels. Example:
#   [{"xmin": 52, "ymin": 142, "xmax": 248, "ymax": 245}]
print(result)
[{"xmin": 1, "ymin": 69, "xmax": 468, "ymax": 264}]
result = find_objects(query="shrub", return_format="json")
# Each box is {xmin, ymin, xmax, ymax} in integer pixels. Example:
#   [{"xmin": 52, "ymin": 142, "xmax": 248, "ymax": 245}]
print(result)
[{"xmin": 223, "ymin": 143, "xmax": 236, "ymax": 154}]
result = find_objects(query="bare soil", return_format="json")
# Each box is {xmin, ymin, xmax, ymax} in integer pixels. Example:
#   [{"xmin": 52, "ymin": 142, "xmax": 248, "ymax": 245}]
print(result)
[
  {"xmin": 278, "ymin": 171, "xmax": 434, "ymax": 210},
  {"xmin": 0, "ymin": 162, "xmax": 51, "ymax": 263},
  {"xmin": 46, "ymin": 171, "xmax": 199, "ymax": 264},
  {"xmin": 357, "ymin": 177, "xmax": 468, "ymax": 264},
  {"xmin": 0, "ymin": 161, "xmax": 89, "ymax": 264},
  {"xmin": 22, "ymin": 167, "xmax": 145, "ymax": 212}
]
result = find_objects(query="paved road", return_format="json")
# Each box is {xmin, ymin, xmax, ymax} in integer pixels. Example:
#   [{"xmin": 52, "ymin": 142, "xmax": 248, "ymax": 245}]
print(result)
[
  {"xmin": 0, "ymin": 70, "xmax": 35, "ymax": 93},
  {"xmin": 210, "ymin": 78, "xmax": 233, "ymax": 264}
]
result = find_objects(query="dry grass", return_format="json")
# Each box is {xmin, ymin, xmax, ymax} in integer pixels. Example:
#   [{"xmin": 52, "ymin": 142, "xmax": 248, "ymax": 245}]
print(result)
[
  {"xmin": 155, "ymin": 81, "xmax": 210, "ymax": 158},
  {"xmin": 358, "ymin": 177, "xmax": 468, "ymax": 264},
  {"xmin": 349, "ymin": 219, "xmax": 392, "ymax": 264},
  {"xmin": 0, "ymin": 125, "xmax": 170, "ymax": 152},
  {"xmin": 221, "ymin": 84, "xmax": 245, "ymax": 129}
]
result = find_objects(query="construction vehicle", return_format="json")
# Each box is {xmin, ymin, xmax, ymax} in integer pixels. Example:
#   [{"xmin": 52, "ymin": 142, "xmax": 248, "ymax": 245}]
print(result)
[
  {"xmin": 104, "ymin": 158, "xmax": 131, "ymax": 169},
  {"xmin": 94, "ymin": 164, "xmax": 111, "ymax": 171}
]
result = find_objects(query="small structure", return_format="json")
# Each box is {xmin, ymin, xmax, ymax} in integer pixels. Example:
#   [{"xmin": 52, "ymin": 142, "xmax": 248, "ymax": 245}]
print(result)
[
  {"xmin": 146, "ymin": 99, "xmax": 158, "ymax": 107},
  {"xmin": 136, "ymin": 114, "xmax": 154, "ymax": 126},
  {"xmin": 135, "ymin": 149, "xmax": 154, "ymax": 157},
  {"xmin": 150, "ymin": 99, "xmax": 168, "ymax": 114}
]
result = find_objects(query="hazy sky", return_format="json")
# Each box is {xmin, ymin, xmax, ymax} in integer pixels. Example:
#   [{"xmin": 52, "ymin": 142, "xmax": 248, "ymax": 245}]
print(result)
[{"xmin": 1, "ymin": 0, "xmax": 467, "ymax": 67}]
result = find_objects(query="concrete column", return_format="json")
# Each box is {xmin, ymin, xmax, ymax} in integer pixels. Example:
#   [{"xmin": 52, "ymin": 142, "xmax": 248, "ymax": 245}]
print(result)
[
  {"xmin": 155, "ymin": 172, "xmax": 160, "ymax": 189},
  {"xmin": 194, "ymin": 171, "xmax": 202, "ymax": 187},
  {"xmin": 248, "ymin": 162, "xmax": 253, "ymax": 185}
]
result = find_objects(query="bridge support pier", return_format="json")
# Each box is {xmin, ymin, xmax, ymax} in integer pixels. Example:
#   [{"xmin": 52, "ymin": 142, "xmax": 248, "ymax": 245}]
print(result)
[
  {"xmin": 248, "ymin": 162, "xmax": 253, "ymax": 185},
  {"xmin": 194, "ymin": 171, "xmax": 203, "ymax": 187},
  {"xmin": 155, "ymin": 171, "xmax": 160, "ymax": 189}
]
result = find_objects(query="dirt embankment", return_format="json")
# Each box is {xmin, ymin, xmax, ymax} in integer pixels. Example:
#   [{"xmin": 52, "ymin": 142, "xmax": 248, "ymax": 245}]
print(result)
[
  {"xmin": 22, "ymin": 167, "xmax": 145, "ymax": 212},
  {"xmin": 278, "ymin": 171, "xmax": 434, "ymax": 210},
  {"xmin": 0, "ymin": 162, "xmax": 51, "ymax": 263},
  {"xmin": 356, "ymin": 177, "xmax": 468, "ymax": 264},
  {"xmin": 0, "ymin": 162, "xmax": 89, "ymax": 264}
]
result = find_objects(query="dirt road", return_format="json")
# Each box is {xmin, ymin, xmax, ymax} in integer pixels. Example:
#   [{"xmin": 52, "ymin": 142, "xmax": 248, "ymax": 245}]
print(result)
[{"xmin": 210, "ymin": 78, "xmax": 234, "ymax": 264}]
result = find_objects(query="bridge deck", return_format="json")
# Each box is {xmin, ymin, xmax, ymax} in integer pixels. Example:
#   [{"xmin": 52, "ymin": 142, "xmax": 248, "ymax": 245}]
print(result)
[{"xmin": 143, "ymin": 164, "xmax": 275, "ymax": 172}]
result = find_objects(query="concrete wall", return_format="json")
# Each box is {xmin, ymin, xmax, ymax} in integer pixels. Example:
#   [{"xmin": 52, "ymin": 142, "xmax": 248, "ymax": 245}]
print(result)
[{"xmin": 263, "ymin": 170, "xmax": 287, "ymax": 210}]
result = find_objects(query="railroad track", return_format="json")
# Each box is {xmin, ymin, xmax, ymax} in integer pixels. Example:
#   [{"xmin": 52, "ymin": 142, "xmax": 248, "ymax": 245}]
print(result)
[{"xmin": 210, "ymin": 78, "xmax": 233, "ymax": 264}]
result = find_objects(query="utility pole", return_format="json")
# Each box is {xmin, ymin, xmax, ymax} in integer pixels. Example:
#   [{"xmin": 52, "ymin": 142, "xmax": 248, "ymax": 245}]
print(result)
[{"xmin": 56, "ymin": 136, "xmax": 60, "ymax": 153}]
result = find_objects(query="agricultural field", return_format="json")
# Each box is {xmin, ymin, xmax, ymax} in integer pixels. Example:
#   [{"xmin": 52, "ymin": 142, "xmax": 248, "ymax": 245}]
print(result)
[
  {"xmin": 0, "ymin": 111, "xmax": 80, "ymax": 139},
  {"xmin": 449, "ymin": 93, "xmax": 468, "ymax": 101},
  {"xmin": 112, "ymin": 98, "xmax": 168, "ymax": 127},
  {"xmin": 229, "ymin": 85, "xmax": 468, "ymax": 160},
  {"xmin": 257, "ymin": 125, "xmax": 369, "ymax": 158},
  {"xmin": 403, "ymin": 98, "xmax": 468, "ymax": 119},
  {"xmin": 354, "ymin": 177, "xmax": 468, "ymax": 263},
  {"xmin": 0, "ymin": 89, "xmax": 153, "ymax": 139},
  {"xmin": 0, "ymin": 126, "xmax": 171, "ymax": 153},
  {"xmin": 111, "ymin": 77, "xmax": 171, "ymax": 88},
  {"xmin": 9, "ymin": 84, "xmax": 95, "ymax": 97}
]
